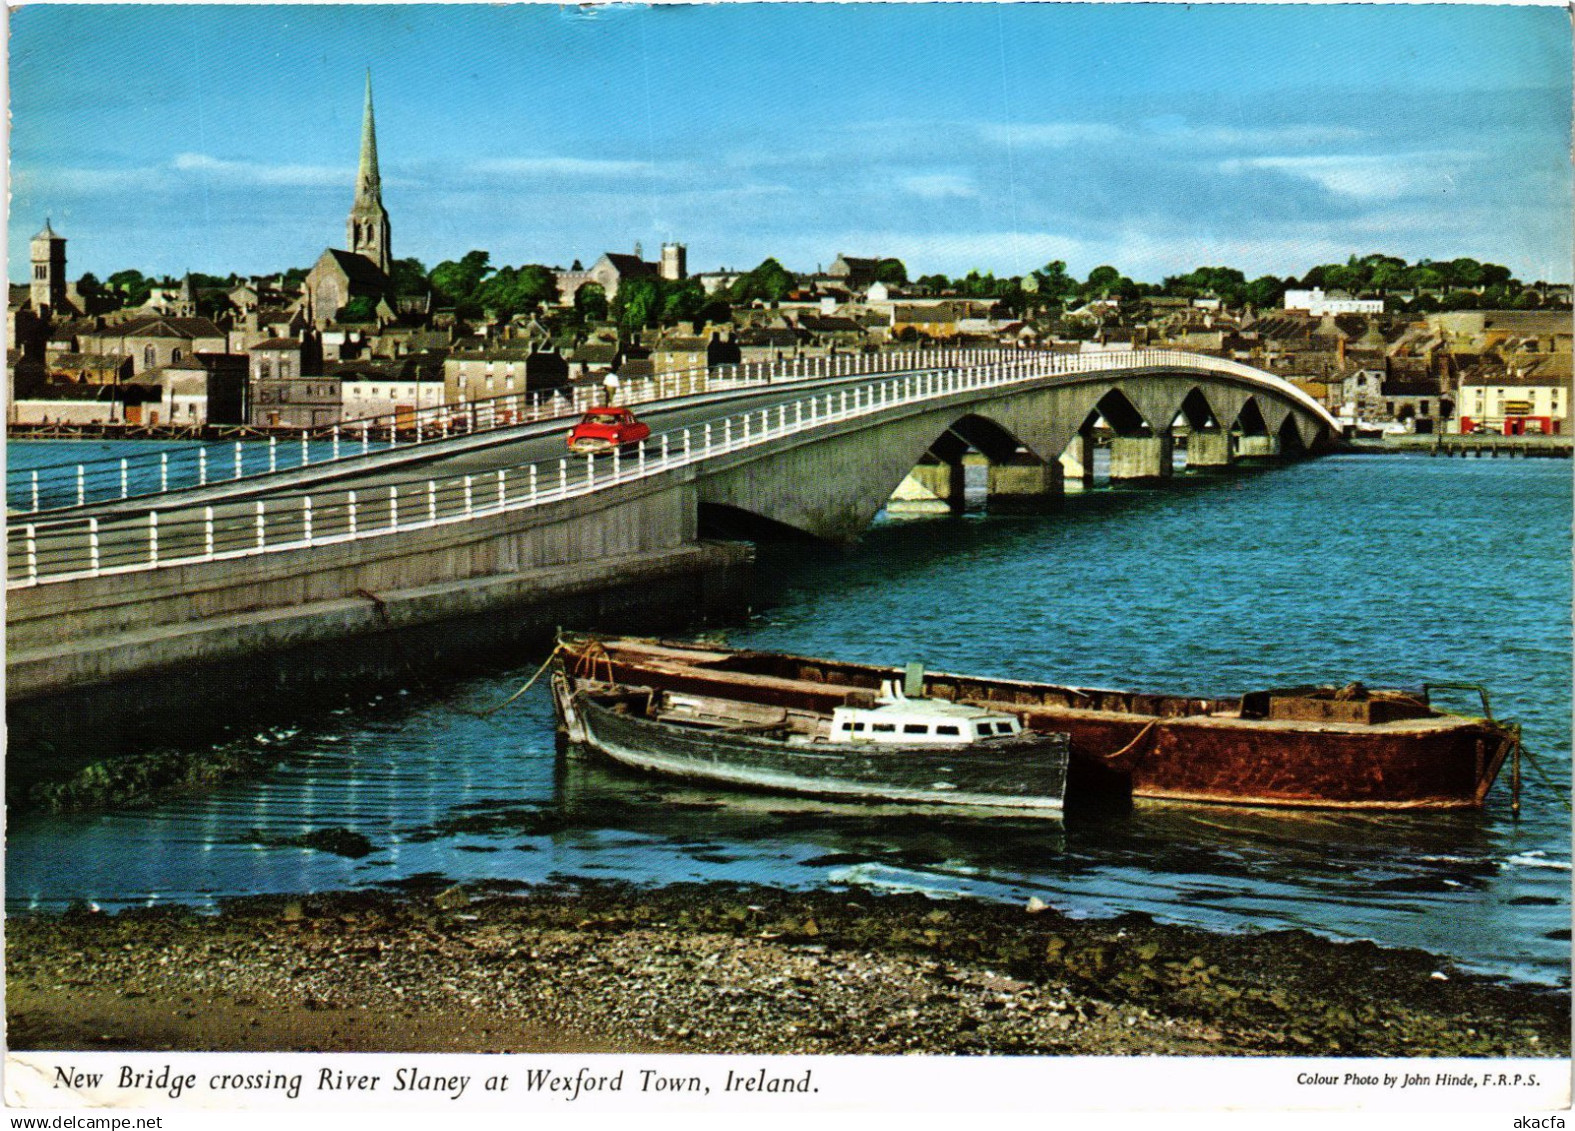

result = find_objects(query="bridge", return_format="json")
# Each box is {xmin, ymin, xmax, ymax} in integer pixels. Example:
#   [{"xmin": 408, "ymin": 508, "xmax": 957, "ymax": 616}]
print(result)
[{"xmin": 7, "ymin": 349, "xmax": 1338, "ymax": 712}]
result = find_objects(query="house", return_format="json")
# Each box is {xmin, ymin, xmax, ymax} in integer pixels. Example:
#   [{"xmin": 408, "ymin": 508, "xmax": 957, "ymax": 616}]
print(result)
[
  {"xmin": 443, "ymin": 345, "xmax": 570, "ymax": 405},
  {"xmin": 1456, "ymin": 358, "xmax": 1571, "ymax": 435},
  {"xmin": 1283, "ymin": 288, "xmax": 1384, "ymax": 316},
  {"xmin": 77, "ymin": 315, "xmax": 228, "ymax": 375}
]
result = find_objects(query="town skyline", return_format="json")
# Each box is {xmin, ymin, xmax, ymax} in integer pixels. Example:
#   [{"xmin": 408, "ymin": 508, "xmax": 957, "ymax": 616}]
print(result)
[{"xmin": 9, "ymin": 3, "xmax": 1572, "ymax": 285}]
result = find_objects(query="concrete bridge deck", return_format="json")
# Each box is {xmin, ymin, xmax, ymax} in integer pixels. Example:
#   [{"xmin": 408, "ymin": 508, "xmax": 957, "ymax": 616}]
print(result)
[{"xmin": 7, "ymin": 349, "xmax": 1338, "ymax": 711}]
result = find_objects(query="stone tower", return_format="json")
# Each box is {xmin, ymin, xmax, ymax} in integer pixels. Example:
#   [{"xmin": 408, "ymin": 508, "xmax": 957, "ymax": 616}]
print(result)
[
  {"xmin": 346, "ymin": 71, "xmax": 392, "ymax": 275},
  {"xmin": 30, "ymin": 218, "xmax": 68, "ymax": 316},
  {"xmin": 660, "ymin": 242, "xmax": 687, "ymax": 281}
]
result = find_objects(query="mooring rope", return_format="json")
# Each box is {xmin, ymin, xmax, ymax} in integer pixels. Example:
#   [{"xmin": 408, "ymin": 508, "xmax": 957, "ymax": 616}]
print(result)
[
  {"xmin": 460, "ymin": 646, "xmax": 562, "ymax": 719},
  {"xmin": 1515, "ymin": 739, "xmax": 1572, "ymax": 812}
]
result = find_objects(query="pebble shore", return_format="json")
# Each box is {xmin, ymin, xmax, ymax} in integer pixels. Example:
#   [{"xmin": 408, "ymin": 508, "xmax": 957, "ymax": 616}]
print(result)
[{"xmin": 8, "ymin": 881, "xmax": 1567, "ymax": 1057}]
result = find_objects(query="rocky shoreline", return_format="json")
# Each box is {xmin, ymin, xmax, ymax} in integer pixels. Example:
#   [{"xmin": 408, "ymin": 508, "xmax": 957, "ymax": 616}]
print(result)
[{"xmin": 7, "ymin": 880, "xmax": 1567, "ymax": 1057}]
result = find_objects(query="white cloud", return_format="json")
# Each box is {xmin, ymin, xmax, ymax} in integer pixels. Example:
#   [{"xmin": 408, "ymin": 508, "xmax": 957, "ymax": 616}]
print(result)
[
  {"xmin": 469, "ymin": 156, "xmax": 662, "ymax": 178},
  {"xmin": 898, "ymin": 173, "xmax": 978, "ymax": 200},
  {"xmin": 1219, "ymin": 153, "xmax": 1472, "ymax": 200},
  {"xmin": 172, "ymin": 153, "xmax": 345, "ymax": 187},
  {"xmin": 981, "ymin": 122, "xmax": 1123, "ymax": 148}
]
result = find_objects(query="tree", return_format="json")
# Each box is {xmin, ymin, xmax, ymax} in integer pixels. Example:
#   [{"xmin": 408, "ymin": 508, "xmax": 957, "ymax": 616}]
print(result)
[
  {"xmin": 874, "ymin": 258, "xmax": 908, "ymax": 285},
  {"xmin": 916, "ymin": 273, "xmax": 951, "ymax": 295},
  {"xmin": 574, "ymin": 282, "xmax": 608, "ymax": 322},
  {"xmin": 389, "ymin": 257, "xmax": 429, "ymax": 296},
  {"xmin": 728, "ymin": 258, "xmax": 797, "ymax": 305},
  {"xmin": 1243, "ymin": 275, "xmax": 1286, "ymax": 310},
  {"xmin": 1083, "ymin": 265, "xmax": 1124, "ymax": 298},
  {"xmin": 1030, "ymin": 260, "xmax": 1078, "ymax": 305},
  {"xmin": 612, "ymin": 275, "xmax": 662, "ymax": 333},
  {"xmin": 429, "ymin": 250, "xmax": 493, "ymax": 306},
  {"xmin": 339, "ymin": 294, "xmax": 380, "ymax": 322}
]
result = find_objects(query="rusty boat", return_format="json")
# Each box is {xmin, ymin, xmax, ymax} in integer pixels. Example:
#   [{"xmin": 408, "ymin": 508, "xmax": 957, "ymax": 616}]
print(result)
[{"xmin": 553, "ymin": 634, "xmax": 1519, "ymax": 810}]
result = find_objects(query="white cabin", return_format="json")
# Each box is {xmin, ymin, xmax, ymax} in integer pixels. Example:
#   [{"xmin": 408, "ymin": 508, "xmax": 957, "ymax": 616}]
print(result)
[{"xmin": 828, "ymin": 682, "xmax": 1022, "ymax": 746}]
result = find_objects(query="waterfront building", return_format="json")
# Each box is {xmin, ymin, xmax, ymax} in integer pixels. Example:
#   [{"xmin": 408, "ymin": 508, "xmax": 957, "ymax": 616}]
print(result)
[{"xmin": 1456, "ymin": 362, "xmax": 1570, "ymax": 435}]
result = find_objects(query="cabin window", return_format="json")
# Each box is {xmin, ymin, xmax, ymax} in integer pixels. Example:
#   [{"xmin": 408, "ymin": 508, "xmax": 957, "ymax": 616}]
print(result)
[
  {"xmin": 975, "ymin": 723, "xmax": 993, "ymax": 738},
  {"xmin": 839, "ymin": 722, "xmax": 852, "ymax": 732},
  {"xmin": 903, "ymin": 724, "xmax": 928, "ymax": 735},
  {"xmin": 872, "ymin": 723, "xmax": 895, "ymax": 733},
  {"xmin": 936, "ymin": 725, "xmax": 961, "ymax": 737},
  {"xmin": 852, "ymin": 723, "xmax": 866, "ymax": 733}
]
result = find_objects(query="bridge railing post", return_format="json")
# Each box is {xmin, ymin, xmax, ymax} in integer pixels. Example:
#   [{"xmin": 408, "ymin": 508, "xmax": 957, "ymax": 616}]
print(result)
[
  {"xmin": 31, "ymin": 470, "xmax": 39, "ymax": 513},
  {"xmin": 303, "ymin": 496, "xmax": 314, "ymax": 545},
  {"xmin": 463, "ymin": 475, "xmax": 473, "ymax": 517},
  {"xmin": 256, "ymin": 501, "xmax": 266, "ymax": 548},
  {"xmin": 148, "ymin": 511, "xmax": 159, "ymax": 566},
  {"xmin": 204, "ymin": 506, "xmax": 215, "ymax": 559},
  {"xmin": 234, "ymin": 442, "xmax": 244, "ymax": 480},
  {"xmin": 586, "ymin": 454, "xmax": 595, "ymax": 490},
  {"xmin": 301, "ymin": 432, "xmax": 310, "ymax": 468},
  {"xmin": 76, "ymin": 464, "xmax": 86, "ymax": 506},
  {"xmin": 388, "ymin": 486, "xmax": 398, "ymax": 532},
  {"xmin": 332, "ymin": 426, "xmax": 341, "ymax": 461},
  {"xmin": 25, "ymin": 523, "xmax": 38, "ymax": 585},
  {"xmin": 427, "ymin": 480, "xmax": 437, "ymax": 525},
  {"xmin": 559, "ymin": 459, "xmax": 568, "ymax": 498},
  {"xmin": 348, "ymin": 490, "xmax": 359, "ymax": 538},
  {"xmin": 661, "ymin": 434, "xmax": 669, "ymax": 466},
  {"xmin": 496, "ymin": 469, "xmax": 507, "ymax": 510},
  {"xmin": 268, "ymin": 437, "xmax": 277, "ymax": 473},
  {"xmin": 684, "ymin": 429, "xmax": 691, "ymax": 461},
  {"xmin": 121, "ymin": 459, "xmax": 130, "ymax": 499},
  {"xmin": 89, "ymin": 517, "xmax": 101, "ymax": 576}
]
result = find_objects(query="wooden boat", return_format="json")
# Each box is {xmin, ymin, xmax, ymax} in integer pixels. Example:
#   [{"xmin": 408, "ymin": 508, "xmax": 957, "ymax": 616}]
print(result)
[
  {"xmin": 553, "ymin": 634, "xmax": 1519, "ymax": 811},
  {"xmin": 550, "ymin": 647, "xmax": 1069, "ymax": 813}
]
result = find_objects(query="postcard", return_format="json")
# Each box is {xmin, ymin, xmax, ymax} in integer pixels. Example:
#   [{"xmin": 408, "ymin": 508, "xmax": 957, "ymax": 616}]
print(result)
[{"xmin": 5, "ymin": 4, "xmax": 1570, "ymax": 1129}]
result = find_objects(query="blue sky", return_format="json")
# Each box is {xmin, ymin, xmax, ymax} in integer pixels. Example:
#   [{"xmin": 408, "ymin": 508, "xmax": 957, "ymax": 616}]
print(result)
[{"xmin": 9, "ymin": 3, "xmax": 1572, "ymax": 285}]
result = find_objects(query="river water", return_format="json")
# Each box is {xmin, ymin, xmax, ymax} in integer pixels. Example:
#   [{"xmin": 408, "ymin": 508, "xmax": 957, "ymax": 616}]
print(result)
[{"xmin": 6, "ymin": 449, "xmax": 1570, "ymax": 986}]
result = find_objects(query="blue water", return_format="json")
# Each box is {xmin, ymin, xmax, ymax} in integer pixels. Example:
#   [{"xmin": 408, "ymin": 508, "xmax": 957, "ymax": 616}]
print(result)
[
  {"xmin": 6, "ymin": 451, "xmax": 1570, "ymax": 985},
  {"xmin": 7, "ymin": 438, "xmax": 379, "ymax": 511}
]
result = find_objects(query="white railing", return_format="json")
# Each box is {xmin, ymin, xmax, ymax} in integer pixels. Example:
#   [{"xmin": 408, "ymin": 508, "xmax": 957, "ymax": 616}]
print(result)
[
  {"xmin": 5, "ymin": 350, "xmax": 1336, "ymax": 589},
  {"xmin": 8, "ymin": 348, "xmax": 1017, "ymax": 514}
]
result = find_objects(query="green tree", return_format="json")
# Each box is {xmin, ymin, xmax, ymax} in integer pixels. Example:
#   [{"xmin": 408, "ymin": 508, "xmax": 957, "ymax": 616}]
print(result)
[
  {"xmin": 916, "ymin": 273, "xmax": 951, "ymax": 295},
  {"xmin": 874, "ymin": 258, "xmax": 908, "ymax": 285},
  {"xmin": 339, "ymin": 294, "xmax": 380, "ymax": 322},
  {"xmin": 1243, "ymin": 275, "xmax": 1286, "ymax": 310},
  {"xmin": 429, "ymin": 250, "xmax": 493, "ymax": 306},
  {"xmin": 1030, "ymin": 260, "xmax": 1078, "ymax": 305},
  {"xmin": 727, "ymin": 258, "xmax": 797, "ymax": 305},
  {"xmin": 389, "ymin": 257, "xmax": 429, "ymax": 296},
  {"xmin": 612, "ymin": 275, "xmax": 662, "ymax": 333},
  {"xmin": 574, "ymin": 282, "xmax": 608, "ymax": 322}
]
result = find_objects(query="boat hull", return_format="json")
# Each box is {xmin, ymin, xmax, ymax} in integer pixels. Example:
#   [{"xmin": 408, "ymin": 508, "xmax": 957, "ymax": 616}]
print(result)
[
  {"xmin": 557, "ymin": 684, "xmax": 1068, "ymax": 813},
  {"xmin": 555, "ymin": 637, "xmax": 1513, "ymax": 811}
]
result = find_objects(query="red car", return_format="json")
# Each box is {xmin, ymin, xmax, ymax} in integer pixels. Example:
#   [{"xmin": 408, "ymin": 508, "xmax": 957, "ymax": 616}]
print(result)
[{"xmin": 566, "ymin": 406, "xmax": 651, "ymax": 454}]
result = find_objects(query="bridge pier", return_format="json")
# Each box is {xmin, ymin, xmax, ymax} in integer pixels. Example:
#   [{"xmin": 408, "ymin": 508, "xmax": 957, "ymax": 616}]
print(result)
[
  {"xmin": 1236, "ymin": 434, "xmax": 1281, "ymax": 461},
  {"xmin": 1059, "ymin": 432, "xmax": 1096, "ymax": 490},
  {"xmin": 888, "ymin": 458, "xmax": 965, "ymax": 515},
  {"xmin": 1185, "ymin": 429, "xmax": 1234, "ymax": 470},
  {"xmin": 1109, "ymin": 434, "xmax": 1174, "ymax": 481},
  {"xmin": 986, "ymin": 454, "xmax": 1062, "ymax": 513}
]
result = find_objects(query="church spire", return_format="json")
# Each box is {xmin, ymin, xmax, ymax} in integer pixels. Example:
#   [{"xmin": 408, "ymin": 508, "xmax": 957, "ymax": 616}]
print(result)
[
  {"xmin": 356, "ymin": 69, "xmax": 381, "ymax": 202},
  {"xmin": 346, "ymin": 69, "xmax": 392, "ymax": 275}
]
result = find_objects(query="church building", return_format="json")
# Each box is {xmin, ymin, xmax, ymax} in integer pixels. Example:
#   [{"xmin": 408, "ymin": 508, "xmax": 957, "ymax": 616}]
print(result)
[{"xmin": 303, "ymin": 73, "xmax": 395, "ymax": 327}]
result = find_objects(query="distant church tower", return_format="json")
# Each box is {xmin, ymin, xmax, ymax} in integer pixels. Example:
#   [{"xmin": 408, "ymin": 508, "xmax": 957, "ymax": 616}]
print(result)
[
  {"xmin": 346, "ymin": 71, "xmax": 392, "ymax": 275},
  {"xmin": 30, "ymin": 218, "xmax": 68, "ymax": 317}
]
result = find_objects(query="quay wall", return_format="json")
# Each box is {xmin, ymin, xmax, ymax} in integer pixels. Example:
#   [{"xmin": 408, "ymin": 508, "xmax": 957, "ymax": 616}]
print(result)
[{"xmin": 7, "ymin": 539, "xmax": 753, "ymax": 798}]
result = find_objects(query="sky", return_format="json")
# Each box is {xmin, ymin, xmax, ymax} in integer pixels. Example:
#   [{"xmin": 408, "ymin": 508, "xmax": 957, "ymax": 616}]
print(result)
[{"xmin": 7, "ymin": 3, "xmax": 1572, "ymax": 286}]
